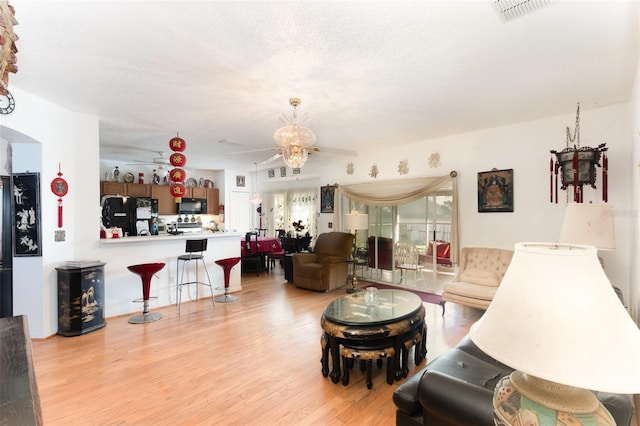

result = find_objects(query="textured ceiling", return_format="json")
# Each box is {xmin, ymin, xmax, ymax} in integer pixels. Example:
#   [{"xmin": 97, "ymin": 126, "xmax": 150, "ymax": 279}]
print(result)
[{"xmin": 8, "ymin": 1, "xmax": 639, "ymax": 172}]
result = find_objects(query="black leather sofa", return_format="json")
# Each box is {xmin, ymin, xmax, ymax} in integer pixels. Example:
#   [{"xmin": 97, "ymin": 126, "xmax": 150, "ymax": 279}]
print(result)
[{"xmin": 393, "ymin": 335, "xmax": 636, "ymax": 426}]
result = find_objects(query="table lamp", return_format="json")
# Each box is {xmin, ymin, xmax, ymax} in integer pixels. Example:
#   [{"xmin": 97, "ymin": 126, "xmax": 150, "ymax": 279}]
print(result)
[
  {"xmin": 344, "ymin": 212, "xmax": 369, "ymax": 292},
  {"xmin": 470, "ymin": 242, "xmax": 640, "ymax": 425},
  {"xmin": 559, "ymin": 203, "xmax": 615, "ymax": 252}
]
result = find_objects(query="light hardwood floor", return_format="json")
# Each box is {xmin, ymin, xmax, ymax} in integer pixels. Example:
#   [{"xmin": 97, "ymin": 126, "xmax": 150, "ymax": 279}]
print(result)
[{"xmin": 31, "ymin": 267, "xmax": 483, "ymax": 425}]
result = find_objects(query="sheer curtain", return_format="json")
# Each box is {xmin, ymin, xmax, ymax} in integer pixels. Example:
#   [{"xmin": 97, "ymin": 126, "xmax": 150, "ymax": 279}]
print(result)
[
  {"xmin": 287, "ymin": 190, "xmax": 318, "ymax": 237},
  {"xmin": 336, "ymin": 172, "xmax": 459, "ymax": 264}
]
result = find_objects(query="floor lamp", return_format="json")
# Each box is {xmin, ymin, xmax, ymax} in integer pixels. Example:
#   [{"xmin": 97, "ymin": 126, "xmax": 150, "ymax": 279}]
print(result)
[
  {"xmin": 344, "ymin": 212, "xmax": 368, "ymax": 293},
  {"xmin": 470, "ymin": 242, "xmax": 640, "ymax": 425}
]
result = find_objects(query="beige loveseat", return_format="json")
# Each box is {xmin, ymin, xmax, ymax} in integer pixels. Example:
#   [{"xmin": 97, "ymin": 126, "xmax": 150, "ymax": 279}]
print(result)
[{"xmin": 441, "ymin": 246, "xmax": 514, "ymax": 311}]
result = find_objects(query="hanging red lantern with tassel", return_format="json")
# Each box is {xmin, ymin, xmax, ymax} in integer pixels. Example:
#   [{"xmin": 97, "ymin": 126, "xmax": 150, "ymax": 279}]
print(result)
[
  {"xmin": 168, "ymin": 134, "xmax": 188, "ymax": 203},
  {"xmin": 549, "ymin": 103, "xmax": 608, "ymax": 204}
]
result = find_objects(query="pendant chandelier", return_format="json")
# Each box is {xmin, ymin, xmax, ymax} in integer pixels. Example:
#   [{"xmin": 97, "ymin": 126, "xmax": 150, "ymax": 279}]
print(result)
[
  {"xmin": 274, "ymin": 97, "xmax": 316, "ymax": 168},
  {"xmin": 250, "ymin": 162, "xmax": 262, "ymax": 205}
]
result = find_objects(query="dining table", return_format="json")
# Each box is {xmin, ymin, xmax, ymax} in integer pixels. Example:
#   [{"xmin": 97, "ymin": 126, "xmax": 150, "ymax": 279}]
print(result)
[{"xmin": 240, "ymin": 236, "xmax": 283, "ymax": 257}]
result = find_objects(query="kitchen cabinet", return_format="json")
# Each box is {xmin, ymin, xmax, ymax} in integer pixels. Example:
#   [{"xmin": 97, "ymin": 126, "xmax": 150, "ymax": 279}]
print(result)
[
  {"xmin": 152, "ymin": 185, "xmax": 178, "ymax": 215},
  {"xmin": 207, "ymin": 188, "xmax": 219, "ymax": 215},
  {"xmin": 191, "ymin": 187, "xmax": 207, "ymax": 198},
  {"xmin": 101, "ymin": 182, "xmax": 219, "ymax": 216},
  {"xmin": 126, "ymin": 183, "xmax": 151, "ymax": 197},
  {"xmin": 100, "ymin": 181, "xmax": 126, "ymax": 197}
]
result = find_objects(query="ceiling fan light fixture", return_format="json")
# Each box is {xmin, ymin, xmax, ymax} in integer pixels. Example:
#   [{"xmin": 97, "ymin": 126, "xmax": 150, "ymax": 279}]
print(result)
[
  {"xmin": 282, "ymin": 144, "xmax": 309, "ymax": 168},
  {"xmin": 274, "ymin": 97, "xmax": 317, "ymax": 155}
]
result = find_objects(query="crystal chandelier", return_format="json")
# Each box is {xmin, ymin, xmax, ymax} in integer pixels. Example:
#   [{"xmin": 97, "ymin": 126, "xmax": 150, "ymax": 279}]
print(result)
[{"xmin": 274, "ymin": 97, "xmax": 316, "ymax": 168}]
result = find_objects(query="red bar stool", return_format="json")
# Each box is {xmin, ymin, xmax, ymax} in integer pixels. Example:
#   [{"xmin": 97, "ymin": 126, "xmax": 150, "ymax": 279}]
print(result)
[
  {"xmin": 214, "ymin": 257, "xmax": 241, "ymax": 303},
  {"xmin": 127, "ymin": 262, "xmax": 165, "ymax": 324}
]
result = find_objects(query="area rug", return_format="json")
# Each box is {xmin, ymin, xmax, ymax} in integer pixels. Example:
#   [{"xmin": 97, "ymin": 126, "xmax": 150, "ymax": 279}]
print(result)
[{"xmin": 358, "ymin": 281, "xmax": 442, "ymax": 305}]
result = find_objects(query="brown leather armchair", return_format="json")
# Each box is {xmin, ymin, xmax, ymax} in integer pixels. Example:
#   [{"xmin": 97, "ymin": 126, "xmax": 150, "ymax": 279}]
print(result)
[{"xmin": 292, "ymin": 232, "xmax": 354, "ymax": 292}]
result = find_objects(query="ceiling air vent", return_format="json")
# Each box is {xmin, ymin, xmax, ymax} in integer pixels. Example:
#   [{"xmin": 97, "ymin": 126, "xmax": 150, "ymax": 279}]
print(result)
[{"xmin": 494, "ymin": 0, "xmax": 553, "ymax": 22}]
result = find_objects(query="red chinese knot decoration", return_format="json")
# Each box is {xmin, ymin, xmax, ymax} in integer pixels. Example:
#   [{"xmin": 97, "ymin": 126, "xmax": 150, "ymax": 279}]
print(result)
[
  {"xmin": 549, "ymin": 104, "xmax": 608, "ymax": 204},
  {"xmin": 50, "ymin": 163, "xmax": 69, "ymax": 228},
  {"xmin": 168, "ymin": 134, "xmax": 187, "ymax": 202}
]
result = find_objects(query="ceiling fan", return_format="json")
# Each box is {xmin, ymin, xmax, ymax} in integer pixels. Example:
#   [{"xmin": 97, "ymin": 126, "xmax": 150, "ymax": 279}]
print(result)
[
  {"xmin": 231, "ymin": 97, "xmax": 357, "ymax": 167},
  {"xmin": 127, "ymin": 151, "xmax": 171, "ymax": 171}
]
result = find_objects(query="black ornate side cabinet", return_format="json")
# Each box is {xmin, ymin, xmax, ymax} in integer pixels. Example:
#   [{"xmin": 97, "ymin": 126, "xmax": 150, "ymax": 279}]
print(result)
[{"xmin": 55, "ymin": 262, "xmax": 106, "ymax": 336}]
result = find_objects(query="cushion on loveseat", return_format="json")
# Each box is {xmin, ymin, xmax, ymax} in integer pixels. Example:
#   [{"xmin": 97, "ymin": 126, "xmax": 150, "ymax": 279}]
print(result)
[{"xmin": 441, "ymin": 247, "xmax": 514, "ymax": 310}]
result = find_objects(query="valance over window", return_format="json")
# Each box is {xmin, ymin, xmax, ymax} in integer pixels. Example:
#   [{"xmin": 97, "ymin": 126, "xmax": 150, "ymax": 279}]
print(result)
[{"xmin": 336, "ymin": 172, "xmax": 459, "ymax": 264}]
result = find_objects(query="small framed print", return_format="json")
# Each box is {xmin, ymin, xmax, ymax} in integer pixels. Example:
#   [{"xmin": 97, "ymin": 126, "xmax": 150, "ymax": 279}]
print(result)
[
  {"xmin": 268, "ymin": 169, "xmax": 275, "ymax": 178},
  {"xmin": 321, "ymin": 184, "xmax": 335, "ymax": 214},
  {"xmin": 292, "ymin": 168, "xmax": 301, "ymax": 175},
  {"xmin": 280, "ymin": 167, "xmax": 286, "ymax": 177},
  {"xmin": 236, "ymin": 175, "xmax": 245, "ymax": 187},
  {"xmin": 477, "ymin": 168, "xmax": 513, "ymax": 212}
]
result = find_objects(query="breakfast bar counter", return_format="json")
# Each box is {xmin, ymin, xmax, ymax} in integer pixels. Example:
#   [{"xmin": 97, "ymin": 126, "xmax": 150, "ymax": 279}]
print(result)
[{"xmin": 96, "ymin": 232, "xmax": 242, "ymax": 318}]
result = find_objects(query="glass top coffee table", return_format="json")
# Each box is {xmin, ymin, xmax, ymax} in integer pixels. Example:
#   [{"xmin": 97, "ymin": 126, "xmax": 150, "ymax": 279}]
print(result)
[
  {"xmin": 324, "ymin": 289, "xmax": 422, "ymax": 325},
  {"xmin": 321, "ymin": 289, "xmax": 427, "ymax": 387}
]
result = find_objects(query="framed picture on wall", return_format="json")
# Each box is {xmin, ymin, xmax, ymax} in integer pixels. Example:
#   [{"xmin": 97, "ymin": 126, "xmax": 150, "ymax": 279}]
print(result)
[
  {"xmin": 236, "ymin": 175, "xmax": 245, "ymax": 187},
  {"xmin": 13, "ymin": 172, "xmax": 42, "ymax": 256},
  {"xmin": 477, "ymin": 168, "xmax": 514, "ymax": 212},
  {"xmin": 321, "ymin": 184, "xmax": 335, "ymax": 214}
]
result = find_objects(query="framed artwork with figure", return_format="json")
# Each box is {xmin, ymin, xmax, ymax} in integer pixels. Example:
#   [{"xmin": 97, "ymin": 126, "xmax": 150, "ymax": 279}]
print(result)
[
  {"xmin": 321, "ymin": 185, "xmax": 335, "ymax": 213},
  {"xmin": 478, "ymin": 168, "xmax": 513, "ymax": 212},
  {"xmin": 13, "ymin": 172, "xmax": 42, "ymax": 256}
]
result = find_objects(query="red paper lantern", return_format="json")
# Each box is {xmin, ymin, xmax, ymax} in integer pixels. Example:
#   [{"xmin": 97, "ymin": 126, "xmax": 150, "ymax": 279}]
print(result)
[
  {"xmin": 170, "ymin": 152, "xmax": 187, "ymax": 167},
  {"xmin": 169, "ymin": 136, "xmax": 187, "ymax": 152},
  {"xmin": 169, "ymin": 168, "xmax": 186, "ymax": 183},
  {"xmin": 170, "ymin": 183, "xmax": 187, "ymax": 198}
]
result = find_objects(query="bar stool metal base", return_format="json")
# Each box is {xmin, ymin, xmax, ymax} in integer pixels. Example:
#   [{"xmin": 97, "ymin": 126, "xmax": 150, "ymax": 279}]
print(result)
[
  {"xmin": 214, "ymin": 294, "xmax": 239, "ymax": 303},
  {"xmin": 128, "ymin": 312, "xmax": 163, "ymax": 324}
]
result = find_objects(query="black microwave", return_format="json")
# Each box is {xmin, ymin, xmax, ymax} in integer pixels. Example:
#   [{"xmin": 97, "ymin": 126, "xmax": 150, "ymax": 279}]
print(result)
[{"xmin": 176, "ymin": 198, "xmax": 207, "ymax": 215}]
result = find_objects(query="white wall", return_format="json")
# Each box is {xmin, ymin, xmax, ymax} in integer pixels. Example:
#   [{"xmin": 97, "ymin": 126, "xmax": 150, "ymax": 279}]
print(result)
[
  {"xmin": 1, "ymin": 86, "xmax": 100, "ymax": 337},
  {"xmin": 630, "ymin": 22, "xmax": 640, "ymax": 323},
  {"xmin": 308, "ymin": 103, "xmax": 635, "ymax": 306}
]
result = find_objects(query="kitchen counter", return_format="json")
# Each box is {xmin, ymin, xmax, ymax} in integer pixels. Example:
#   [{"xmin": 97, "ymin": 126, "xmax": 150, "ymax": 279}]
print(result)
[
  {"xmin": 96, "ymin": 231, "xmax": 243, "ymax": 318},
  {"xmin": 99, "ymin": 231, "xmax": 242, "ymax": 244}
]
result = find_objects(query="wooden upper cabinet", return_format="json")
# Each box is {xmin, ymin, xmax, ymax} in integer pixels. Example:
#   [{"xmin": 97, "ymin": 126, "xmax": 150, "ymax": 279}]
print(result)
[
  {"xmin": 151, "ymin": 185, "xmax": 177, "ymax": 215},
  {"xmin": 207, "ymin": 188, "xmax": 219, "ymax": 215},
  {"xmin": 126, "ymin": 183, "xmax": 151, "ymax": 197},
  {"xmin": 100, "ymin": 182, "xmax": 219, "ymax": 216},
  {"xmin": 190, "ymin": 187, "xmax": 207, "ymax": 198},
  {"xmin": 100, "ymin": 181, "xmax": 126, "ymax": 197}
]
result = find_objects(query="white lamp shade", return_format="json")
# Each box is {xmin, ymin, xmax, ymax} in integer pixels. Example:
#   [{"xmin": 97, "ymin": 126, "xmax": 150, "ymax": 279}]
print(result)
[
  {"xmin": 344, "ymin": 213, "xmax": 369, "ymax": 232},
  {"xmin": 559, "ymin": 203, "xmax": 615, "ymax": 250},
  {"xmin": 470, "ymin": 242, "xmax": 640, "ymax": 394}
]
